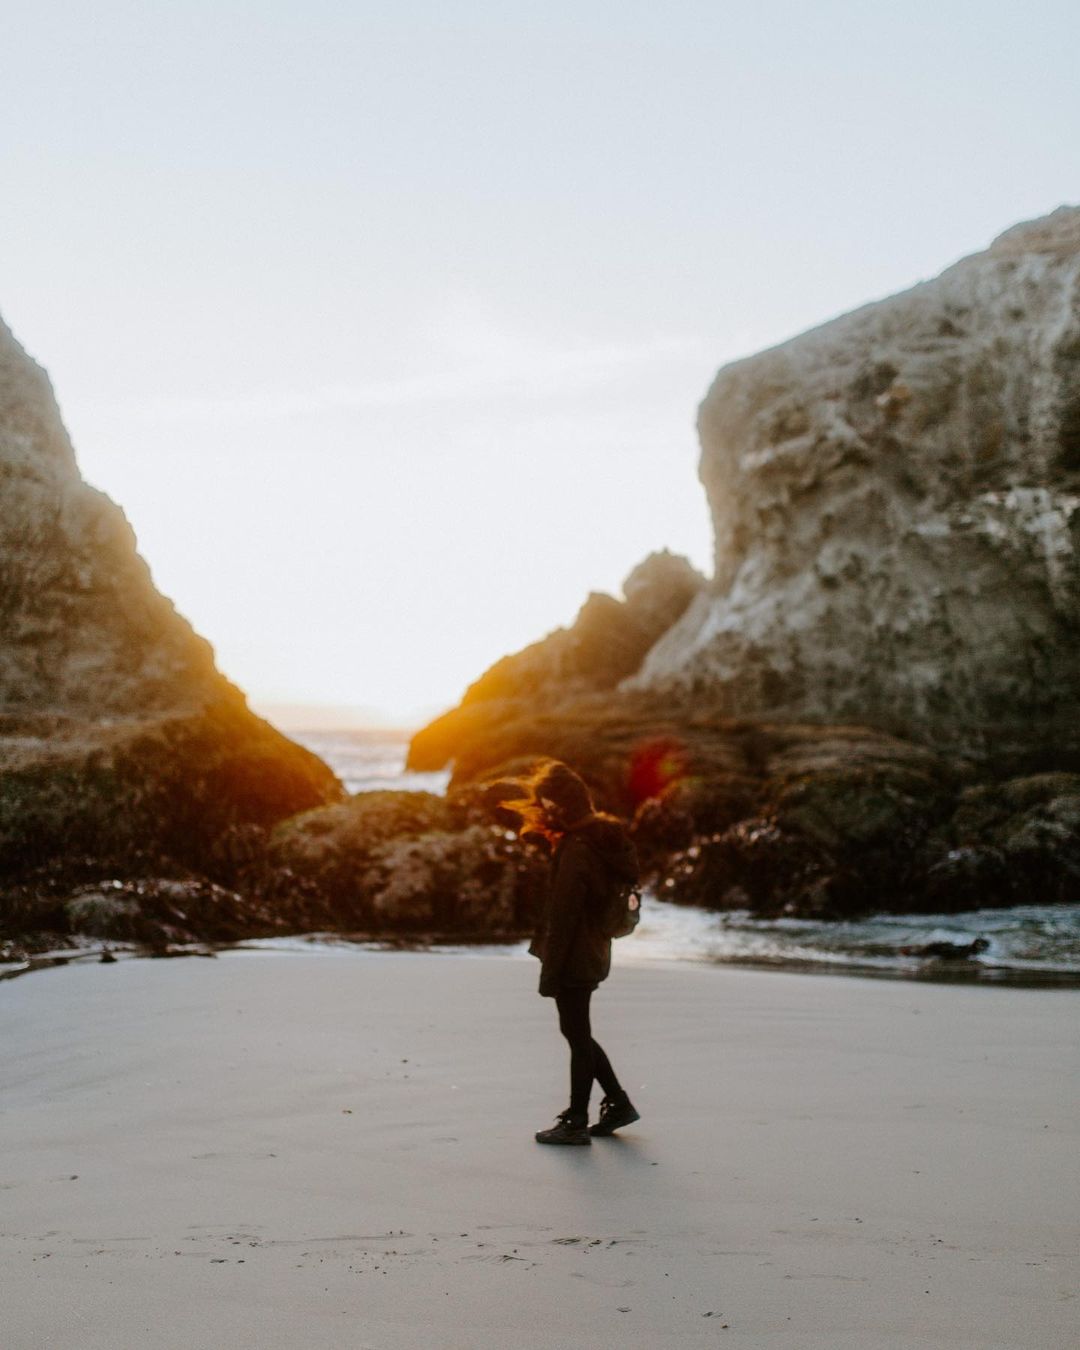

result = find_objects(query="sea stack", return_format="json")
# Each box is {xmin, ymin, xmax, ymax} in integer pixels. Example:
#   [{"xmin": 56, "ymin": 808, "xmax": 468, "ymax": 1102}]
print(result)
[{"xmin": 632, "ymin": 206, "xmax": 1080, "ymax": 755}]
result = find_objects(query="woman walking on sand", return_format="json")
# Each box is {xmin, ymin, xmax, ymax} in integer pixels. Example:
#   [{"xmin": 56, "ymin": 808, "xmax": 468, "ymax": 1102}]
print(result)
[{"xmin": 506, "ymin": 761, "xmax": 641, "ymax": 1146}]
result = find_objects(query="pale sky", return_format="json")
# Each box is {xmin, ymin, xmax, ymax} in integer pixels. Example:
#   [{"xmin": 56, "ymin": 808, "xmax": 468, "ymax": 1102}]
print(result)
[{"xmin": 3, "ymin": 1, "xmax": 1077, "ymax": 725}]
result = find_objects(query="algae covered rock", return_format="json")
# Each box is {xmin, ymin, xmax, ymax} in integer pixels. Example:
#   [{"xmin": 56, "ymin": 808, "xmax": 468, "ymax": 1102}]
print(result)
[
  {"xmin": 363, "ymin": 826, "xmax": 540, "ymax": 932},
  {"xmin": 63, "ymin": 878, "xmax": 267, "ymax": 947},
  {"xmin": 942, "ymin": 773, "xmax": 1080, "ymax": 902},
  {"xmin": 631, "ymin": 772, "xmax": 758, "ymax": 874},
  {"xmin": 268, "ymin": 790, "xmax": 546, "ymax": 934},
  {"xmin": 268, "ymin": 790, "xmax": 455, "ymax": 915}
]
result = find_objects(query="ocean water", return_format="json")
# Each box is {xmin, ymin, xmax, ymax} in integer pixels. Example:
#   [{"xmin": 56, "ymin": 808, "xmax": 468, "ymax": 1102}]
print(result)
[
  {"xmin": 293, "ymin": 727, "xmax": 450, "ymax": 795},
  {"xmin": 624, "ymin": 897, "xmax": 1080, "ymax": 984},
  {"xmin": 293, "ymin": 727, "xmax": 1080, "ymax": 985}
]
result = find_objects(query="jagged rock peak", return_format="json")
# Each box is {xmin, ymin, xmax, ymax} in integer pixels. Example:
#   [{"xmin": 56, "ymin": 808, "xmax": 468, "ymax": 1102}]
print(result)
[
  {"xmin": 0, "ymin": 311, "xmax": 230, "ymax": 715},
  {"xmin": 407, "ymin": 551, "xmax": 705, "ymax": 772},
  {"xmin": 459, "ymin": 549, "xmax": 705, "ymax": 707},
  {"xmin": 0, "ymin": 310, "xmax": 342, "ymax": 879}
]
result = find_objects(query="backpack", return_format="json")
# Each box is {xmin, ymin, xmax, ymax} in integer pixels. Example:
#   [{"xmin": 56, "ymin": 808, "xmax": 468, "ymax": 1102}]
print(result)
[
  {"xmin": 575, "ymin": 820, "xmax": 642, "ymax": 940},
  {"xmin": 595, "ymin": 878, "xmax": 643, "ymax": 940}
]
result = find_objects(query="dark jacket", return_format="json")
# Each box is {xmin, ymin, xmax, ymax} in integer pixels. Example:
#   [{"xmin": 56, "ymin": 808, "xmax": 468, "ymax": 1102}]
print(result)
[{"xmin": 529, "ymin": 816, "xmax": 638, "ymax": 997}]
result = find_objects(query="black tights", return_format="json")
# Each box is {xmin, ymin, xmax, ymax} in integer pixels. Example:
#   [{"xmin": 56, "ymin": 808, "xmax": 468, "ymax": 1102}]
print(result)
[{"xmin": 555, "ymin": 985, "xmax": 623, "ymax": 1120}]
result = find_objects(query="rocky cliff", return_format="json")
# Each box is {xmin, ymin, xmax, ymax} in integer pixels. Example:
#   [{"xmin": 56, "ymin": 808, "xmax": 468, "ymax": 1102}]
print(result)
[
  {"xmin": 631, "ymin": 206, "xmax": 1080, "ymax": 755},
  {"xmin": 0, "ymin": 312, "xmax": 342, "ymax": 894}
]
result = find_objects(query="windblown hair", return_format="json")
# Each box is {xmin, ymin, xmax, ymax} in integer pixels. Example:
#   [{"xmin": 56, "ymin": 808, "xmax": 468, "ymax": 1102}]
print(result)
[
  {"xmin": 497, "ymin": 759, "xmax": 623, "ymax": 846},
  {"xmin": 494, "ymin": 760, "xmax": 572, "ymax": 845}
]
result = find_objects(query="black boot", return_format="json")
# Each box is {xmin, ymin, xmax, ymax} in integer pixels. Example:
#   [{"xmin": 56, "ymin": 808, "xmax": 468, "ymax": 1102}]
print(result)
[
  {"xmin": 535, "ymin": 1109, "xmax": 591, "ymax": 1145},
  {"xmin": 589, "ymin": 1093, "xmax": 640, "ymax": 1136}
]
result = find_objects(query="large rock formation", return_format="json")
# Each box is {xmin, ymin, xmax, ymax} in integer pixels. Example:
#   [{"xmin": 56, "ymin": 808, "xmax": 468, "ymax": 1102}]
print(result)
[
  {"xmin": 632, "ymin": 206, "xmax": 1080, "ymax": 755},
  {"xmin": 0, "ymin": 312, "xmax": 342, "ymax": 892},
  {"xmin": 407, "ymin": 207, "xmax": 1080, "ymax": 919}
]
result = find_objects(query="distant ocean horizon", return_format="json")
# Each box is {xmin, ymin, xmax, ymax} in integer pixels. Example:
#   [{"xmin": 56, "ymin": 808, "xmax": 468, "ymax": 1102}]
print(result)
[
  {"xmin": 289, "ymin": 725, "xmax": 451, "ymax": 796},
  {"xmin": 284, "ymin": 725, "xmax": 1080, "ymax": 987}
]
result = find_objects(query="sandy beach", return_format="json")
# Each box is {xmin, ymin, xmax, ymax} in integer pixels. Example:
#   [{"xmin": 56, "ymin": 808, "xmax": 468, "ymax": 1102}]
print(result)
[{"xmin": 2, "ymin": 950, "xmax": 1077, "ymax": 1350}]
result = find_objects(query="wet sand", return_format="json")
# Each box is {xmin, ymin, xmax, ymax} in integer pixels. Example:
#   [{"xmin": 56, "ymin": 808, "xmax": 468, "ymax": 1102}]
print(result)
[{"xmin": 2, "ymin": 950, "xmax": 1077, "ymax": 1349}]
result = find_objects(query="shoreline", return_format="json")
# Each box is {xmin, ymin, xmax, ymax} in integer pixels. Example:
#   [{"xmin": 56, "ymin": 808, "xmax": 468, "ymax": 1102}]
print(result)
[{"xmin": 5, "ymin": 926, "xmax": 1080, "ymax": 989}]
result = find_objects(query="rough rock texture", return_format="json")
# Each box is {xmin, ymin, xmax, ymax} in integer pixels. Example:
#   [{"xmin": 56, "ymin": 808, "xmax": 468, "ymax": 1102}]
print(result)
[
  {"xmin": 0, "ymin": 311, "xmax": 342, "ymax": 891},
  {"xmin": 0, "ymin": 316, "xmax": 225, "ymax": 714},
  {"xmin": 412, "ymin": 685, "xmax": 1080, "ymax": 917},
  {"xmin": 633, "ymin": 206, "xmax": 1080, "ymax": 755},
  {"xmin": 267, "ymin": 791, "xmax": 546, "ymax": 935}
]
